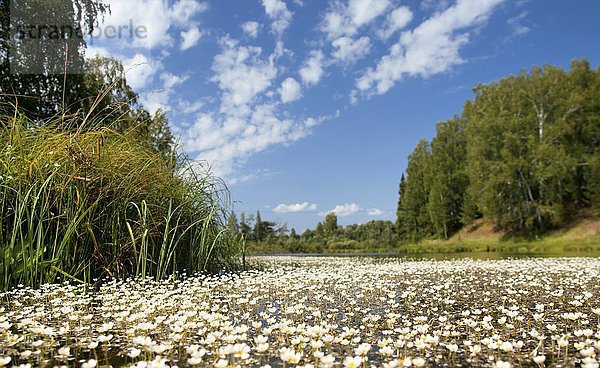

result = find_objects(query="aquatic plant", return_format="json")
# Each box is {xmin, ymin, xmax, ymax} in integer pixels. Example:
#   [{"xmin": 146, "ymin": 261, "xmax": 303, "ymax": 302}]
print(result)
[{"xmin": 0, "ymin": 257, "xmax": 598, "ymax": 367}]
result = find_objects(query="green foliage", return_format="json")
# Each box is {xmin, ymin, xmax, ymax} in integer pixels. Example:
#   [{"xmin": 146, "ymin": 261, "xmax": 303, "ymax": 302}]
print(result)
[
  {"xmin": 397, "ymin": 59, "xmax": 600, "ymax": 241},
  {"xmin": 397, "ymin": 139, "xmax": 433, "ymax": 241},
  {"xmin": 427, "ymin": 118, "xmax": 468, "ymax": 239},
  {"xmin": 464, "ymin": 60, "xmax": 599, "ymax": 233},
  {"xmin": 82, "ymin": 56, "xmax": 174, "ymax": 157},
  {"xmin": 0, "ymin": 114, "xmax": 242, "ymax": 290},
  {"xmin": 249, "ymin": 60, "xmax": 599, "ymax": 254},
  {"xmin": 0, "ymin": 0, "xmax": 110, "ymax": 119},
  {"xmin": 1, "ymin": 0, "xmax": 174, "ymax": 159},
  {"xmin": 395, "ymin": 174, "xmax": 406, "ymax": 238},
  {"xmin": 246, "ymin": 217, "xmax": 400, "ymax": 254},
  {"xmin": 323, "ymin": 212, "xmax": 339, "ymax": 237}
]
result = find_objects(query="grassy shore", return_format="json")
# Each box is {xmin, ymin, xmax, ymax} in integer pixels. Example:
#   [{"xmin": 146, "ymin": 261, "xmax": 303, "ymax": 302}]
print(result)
[
  {"xmin": 248, "ymin": 213, "xmax": 600, "ymax": 255},
  {"xmin": 1, "ymin": 113, "xmax": 242, "ymax": 290}
]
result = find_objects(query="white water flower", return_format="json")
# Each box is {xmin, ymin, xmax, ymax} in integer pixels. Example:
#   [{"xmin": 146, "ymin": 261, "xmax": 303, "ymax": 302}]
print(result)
[
  {"xmin": 343, "ymin": 356, "xmax": 363, "ymax": 368},
  {"xmin": 0, "ymin": 357, "xmax": 11, "ymax": 367},
  {"xmin": 81, "ymin": 359, "xmax": 97, "ymax": 368},
  {"xmin": 57, "ymin": 346, "xmax": 70, "ymax": 359},
  {"xmin": 355, "ymin": 343, "xmax": 371, "ymax": 356},
  {"xmin": 533, "ymin": 355, "xmax": 546, "ymax": 364},
  {"xmin": 128, "ymin": 348, "xmax": 141, "ymax": 358},
  {"xmin": 412, "ymin": 357, "xmax": 425, "ymax": 367}
]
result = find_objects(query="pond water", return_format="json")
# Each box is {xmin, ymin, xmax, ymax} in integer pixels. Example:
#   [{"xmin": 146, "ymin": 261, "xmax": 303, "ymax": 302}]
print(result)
[{"xmin": 1, "ymin": 256, "xmax": 599, "ymax": 367}]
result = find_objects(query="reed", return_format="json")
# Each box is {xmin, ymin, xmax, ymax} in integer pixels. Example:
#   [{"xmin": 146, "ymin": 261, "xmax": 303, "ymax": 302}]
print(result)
[{"xmin": 0, "ymin": 110, "xmax": 242, "ymax": 290}]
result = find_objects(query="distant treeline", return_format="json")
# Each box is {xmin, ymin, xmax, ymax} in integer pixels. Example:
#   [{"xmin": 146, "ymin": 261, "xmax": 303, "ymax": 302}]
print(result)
[
  {"xmin": 239, "ymin": 60, "xmax": 600, "ymax": 252},
  {"xmin": 229, "ymin": 211, "xmax": 398, "ymax": 253}
]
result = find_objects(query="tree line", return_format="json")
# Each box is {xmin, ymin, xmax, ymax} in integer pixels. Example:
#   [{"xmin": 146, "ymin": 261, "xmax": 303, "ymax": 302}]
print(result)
[
  {"xmin": 397, "ymin": 60, "xmax": 600, "ymax": 241},
  {"xmin": 229, "ymin": 211, "xmax": 399, "ymax": 253},
  {"xmin": 238, "ymin": 60, "xmax": 599, "ymax": 252}
]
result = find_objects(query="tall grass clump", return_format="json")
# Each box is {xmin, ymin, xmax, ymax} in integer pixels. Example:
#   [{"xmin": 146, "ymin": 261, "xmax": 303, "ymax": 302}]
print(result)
[{"xmin": 0, "ymin": 111, "xmax": 242, "ymax": 290}]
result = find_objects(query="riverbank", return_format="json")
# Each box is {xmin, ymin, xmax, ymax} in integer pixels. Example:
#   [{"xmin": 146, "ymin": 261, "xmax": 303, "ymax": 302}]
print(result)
[{"xmin": 247, "ymin": 213, "xmax": 600, "ymax": 255}]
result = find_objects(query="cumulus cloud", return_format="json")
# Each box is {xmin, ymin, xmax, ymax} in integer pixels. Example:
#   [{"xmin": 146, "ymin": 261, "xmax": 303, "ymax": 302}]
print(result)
[
  {"xmin": 321, "ymin": 0, "xmax": 390, "ymax": 39},
  {"xmin": 274, "ymin": 202, "xmax": 318, "ymax": 213},
  {"xmin": 180, "ymin": 27, "xmax": 203, "ymax": 50},
  {"xmin": 184, "ymin": 104, "xmax": 310, "ymax": 179},
  {"xmin": 377, "ymin": 6, "xmax": 413, "ymax": 40},
  {"xmin": 138, "ymin": 71, "xmax": 189, "ymax": 113},
  {"xmin": 85, "ymin": 47, "xmax": 160, "ymax": 91},
  {"xmin": 367, "ymin": 208, "xmax": 384, "ymax": 216},
  {"xmin": 279, "ymin": 77, "xmax": 302, "ymax": 103},
  {"xmin": 320, "ymin": 203, "xmax": 360, "ymax": 217},
  {"xmin": 123, "ymin": 53, "xmax": 162, "ymax": 90},
  {"xmin": 177, "ymin": 100, "xmax": 204, "ymax": 114},
  {"xmin": 160, "ymin": 72, "xmax": 189, "ymax": 89},
  {"xmin": 210, "ymin": 37, "xmax": 278, "ymax": 110},
  {"xmin": 181, "ymin": 37, "xmax": 322, "ymax": 180},
  {"xmin": 299, "ymin": 50, "xmax": 325, "ymax": 86},
  {"xmin": 241, "ymin": 21, "xmax": 260, "ymax": 38},
  {"xmin": 96, "ymin": 0, "xmax": 208, "ymax": 50},
  {"xmin": 331, "ymin": 36, "xmax": 371, "ymax": 63},
  {"xmin": 261, "ymin": 0, "xmax": 293, "ymax": 36},
  {"xmin": 355, "ymin": 0, "xmax": 505, "ymax": 97},
  {"xmin": 347, "ymin": 0, "xmax": 390, "ymax": 28},
  {"xmin": 85, "ymin": 0, "xmax": 208, "ymax": 113}
]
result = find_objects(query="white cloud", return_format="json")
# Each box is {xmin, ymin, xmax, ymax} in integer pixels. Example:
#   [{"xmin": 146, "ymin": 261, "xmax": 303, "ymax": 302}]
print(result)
[
  {"xmin": 304, "ymin": 117, "xmax": 318, "ymax": 127},
  {"xmin": 210, "ymin": 37, "xmax": 278, "ymax": 110},
  {"xmin": 84, "ymin": 47, "xmax": 163, "ymax": 106},
  {"xmin": 184, "ymin": 103, "xmax": 311, "ymax": 179},
  {"xmin": 84, "ymin": 45, "xmax": 111, "ymax": 59},
  {"xmin": 96, "ymin": 0, "xmax": 208, "ymax": 50},
  {"xmin": 261, "ymin": 0, "xmax": 293, "ymax": 36},
  {"xmin": 139, "ymin": 71, "xmax": 188, "ymax": 113},
  {"xmin": 274, "ymin": 202, "xmax": 318, "ymax": 213},
  {"xmin": 321, "ymin": 0, "xmax": 390, "ymax": 39},
  {"xmin": 140, "ymin": 89, "xmax": 170, "ymax": 114},
  {"xmin": 507, "ymin": 11, "xmax": 530, "ymax": 37},
  {"xmin": 177, "ymin": 100, "xmax": 204, "ymax": 114},
  {"xmin": 368, "ymin": 208, "xmax": 384, "ymax": 216},
  {"xmin": 331, "ymin": 36, "xmax": 371, "ymax": 63},
  {"xmin": 181, "ymin": 37, "xmax": 320, "ymax": 180},
  {"xmin": 377, "ymin": 6, "xmax": 413, "ymax": 40},
  {"xmin": 170, "ymin": 0, "xmax": 209, "ymax": 24},
  {"xmin": 355, "ymin": 0, "xmax": 504, "ymax": 97},
  {"xmin": 180, "ymin": 27, "xmax": 203, "ymax": 50},
  {"xmin": 299, "ymin": 50, "xmax": 325, "ymax": 86},
  {"xmin": 160, "ymin": 72, "xmax": 189, "ymax": 88},
  {"xmin": 84, "ymin": 0, "xmax": 208, "ymax": 115},
  {"xmin": 84, "ymin": 48, "xmax": 160, "ymax": 91},
  {"xmin": 279, "ymin": 77, "xmax": 302, "ymax": 103},
  {"xmin": 347, "ymin": 0, "xmax": 390, "ymax": 28},
  {"xmin": 123, "ymin": 53, "xmax": 162, "ymax": 90},
  {"xmin": 241, "ymin": 21, "xmax": 260, "ymax": 38},
  {"xmin": 320, "ymin": 203, "xmax": 360, "ymax": 217}
]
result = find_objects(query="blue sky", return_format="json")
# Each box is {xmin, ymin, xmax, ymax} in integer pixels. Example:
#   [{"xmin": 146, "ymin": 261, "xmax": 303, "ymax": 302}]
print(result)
[{"xmin": 87, "ymin": 0, "xmax": 600, "ymax": 232}]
